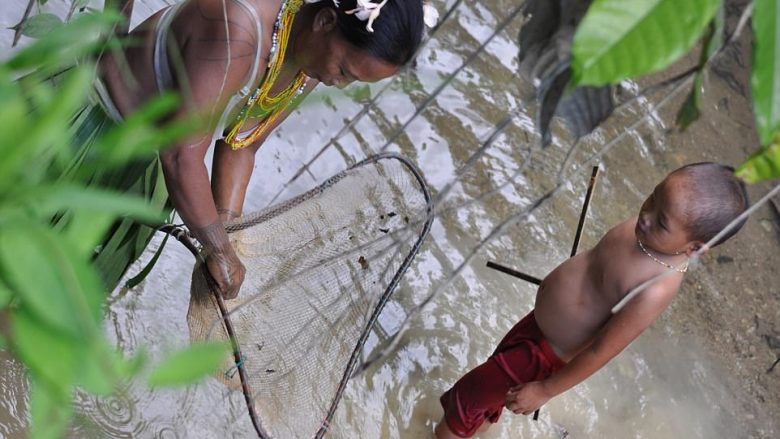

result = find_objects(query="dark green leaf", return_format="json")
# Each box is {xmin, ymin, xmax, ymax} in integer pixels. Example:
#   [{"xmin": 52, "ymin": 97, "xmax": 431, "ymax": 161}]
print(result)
[
  {"xmin": 736, "ymin": 131, "xmax": 780, "ymax": 183},
  {"xmin": 676, "ymin": 89, "xmax": 700, "ymax": 131},
  {"xmin": 707, "ymin": 4, "xmax": 725, "ymax": 60},
  {"xmin": 29, "ymin": 379, "xmax": 73, "ymax": 439},
  {"xmin": 572, "ymin": 0, "xmax": 720, "ymax": 86},
  {"xmin": 125, "ymin": 233, "xmax": 169, "ymax": 289},
  {"xmin": 21, "ymin": 14, "xmax": 63, "ymax": 39},
  {"xmin": 147, "ymin": 342, "xmax": 230, "ymax": 387},
  {"xmin": 752, "ymin": 0, "xmax": 780, "ymax": 145},
  {"xmin": 676, "ymin": 17, "xmax": 721, "ymax": 132}
]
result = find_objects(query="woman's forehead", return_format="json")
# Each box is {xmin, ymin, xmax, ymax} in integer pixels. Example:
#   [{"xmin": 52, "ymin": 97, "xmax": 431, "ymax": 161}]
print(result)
[{"xmin": 342, "ymin": 45, "xmax": 399, "ymax": 81}]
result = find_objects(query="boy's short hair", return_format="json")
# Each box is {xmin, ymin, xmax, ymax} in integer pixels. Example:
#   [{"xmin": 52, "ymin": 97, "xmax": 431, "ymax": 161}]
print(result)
[{"xmin": 674, "ymin": 162, "xmax": 749, "ymax": 247}]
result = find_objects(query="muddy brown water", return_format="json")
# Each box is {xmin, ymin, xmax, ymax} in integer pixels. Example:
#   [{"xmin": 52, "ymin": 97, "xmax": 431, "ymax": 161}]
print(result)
[{"xmin": 1, "ymin": 0, "xmax": 778, "ymax": 438}]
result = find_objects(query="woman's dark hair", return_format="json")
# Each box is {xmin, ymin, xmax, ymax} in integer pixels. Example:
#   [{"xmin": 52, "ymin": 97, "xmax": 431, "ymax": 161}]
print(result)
[{"xmin": 328, "ymin": 0, "xmax": 425, "ymax": 66}]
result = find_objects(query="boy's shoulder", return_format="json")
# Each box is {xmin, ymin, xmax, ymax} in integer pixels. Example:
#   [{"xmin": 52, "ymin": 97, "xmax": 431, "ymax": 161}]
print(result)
[
  {"xmin": 594, "ymin": 217, "xmax": 639, "ymax": 254},
  {"xmin": 596, "ymin": 217, "xmax": 683, "ymax": 300}
]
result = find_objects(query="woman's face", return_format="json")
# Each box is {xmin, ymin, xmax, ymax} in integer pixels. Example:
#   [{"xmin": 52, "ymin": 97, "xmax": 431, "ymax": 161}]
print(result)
[{"xmin": 296, "ymin": 8, "xmax": 400, "ymax": 88}]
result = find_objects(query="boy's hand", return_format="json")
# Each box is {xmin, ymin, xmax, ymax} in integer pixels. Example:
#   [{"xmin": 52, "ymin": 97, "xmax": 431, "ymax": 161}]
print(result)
[{"xmin": 505, "ymin": 381, "xmax": 552, "ymax": 415}]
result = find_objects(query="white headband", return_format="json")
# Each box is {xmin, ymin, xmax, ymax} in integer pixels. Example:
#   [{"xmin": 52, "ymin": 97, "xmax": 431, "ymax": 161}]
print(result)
[{"xmin": 305, "ymin": 0, "xmax": 439, "ymax": 33}]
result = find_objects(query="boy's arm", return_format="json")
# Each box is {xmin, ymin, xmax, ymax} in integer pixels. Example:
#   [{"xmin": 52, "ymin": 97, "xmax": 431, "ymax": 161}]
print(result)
[{"xmin": 505, "ymin": 279, "xmax": 678, "ymax": 415}]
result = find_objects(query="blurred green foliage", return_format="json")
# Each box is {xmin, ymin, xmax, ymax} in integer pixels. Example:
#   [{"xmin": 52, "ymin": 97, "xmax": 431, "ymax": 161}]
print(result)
[
  {"xmin": 572, "ymin": 0, "xmax": 779, "ymax": 183},
  {"xmin": 0, "ymin": 6, "xmax": 228, "ymax": 439}
]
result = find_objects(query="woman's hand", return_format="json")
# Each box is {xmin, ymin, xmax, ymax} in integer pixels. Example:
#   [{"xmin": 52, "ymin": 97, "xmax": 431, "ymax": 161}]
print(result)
[
  {"xmin": 204, "ymin": 245, "xmax": 246, "ymax": 299},
  {"xmin": 192, "ymin": 221, "xmax": 246, "ymax": 299},
  {"xmin": 504, "ymin": 381, "xmax": 552, "ymax": 415}
]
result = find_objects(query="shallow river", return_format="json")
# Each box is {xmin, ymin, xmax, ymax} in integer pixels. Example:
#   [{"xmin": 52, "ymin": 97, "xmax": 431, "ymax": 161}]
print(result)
[{"xmin": 0, "ymin": 0, "xmax": 775, "ymax": 438}]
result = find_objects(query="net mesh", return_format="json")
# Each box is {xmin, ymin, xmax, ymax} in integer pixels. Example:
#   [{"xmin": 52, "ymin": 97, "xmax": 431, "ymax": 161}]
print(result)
[{"xmin": 186, "ymin": 153, "xmax": 433, "ymax": 438}]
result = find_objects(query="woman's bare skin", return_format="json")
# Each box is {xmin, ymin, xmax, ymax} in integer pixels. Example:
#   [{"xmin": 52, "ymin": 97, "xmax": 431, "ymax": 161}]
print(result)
[{"xmin": 98, "ymin": 0, "xmax": 401, "ymax": 298}]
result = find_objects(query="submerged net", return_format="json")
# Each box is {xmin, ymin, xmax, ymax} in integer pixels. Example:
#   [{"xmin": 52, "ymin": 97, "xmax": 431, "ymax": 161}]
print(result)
[{"xmin": 185, "ymin": 153, "xmax": 433, "ymax": 438}]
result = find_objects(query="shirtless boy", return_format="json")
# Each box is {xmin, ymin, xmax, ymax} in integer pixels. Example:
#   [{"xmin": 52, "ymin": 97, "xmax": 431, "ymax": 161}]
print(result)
[{"xmin": 435, "ymin": 162, "xmax": 749, "ymax": 438}]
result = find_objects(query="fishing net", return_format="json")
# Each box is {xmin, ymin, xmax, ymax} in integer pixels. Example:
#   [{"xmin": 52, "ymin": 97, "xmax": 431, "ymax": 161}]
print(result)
[{"xmin": 184, "ymin": 153, "xmax": 433, "ymax": 438}]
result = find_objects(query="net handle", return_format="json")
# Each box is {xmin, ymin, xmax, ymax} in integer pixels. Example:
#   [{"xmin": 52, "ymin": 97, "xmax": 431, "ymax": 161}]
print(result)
[
  {"xmin": 315, "ymin": 153, "xmax": 435, "ymax": 438},
  {"xmin": 158, "ymin": 225, "xmax": 270, "ymax": 439}
]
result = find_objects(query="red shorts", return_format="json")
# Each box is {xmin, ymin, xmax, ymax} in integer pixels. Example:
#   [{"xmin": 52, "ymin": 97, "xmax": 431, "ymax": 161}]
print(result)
[{"xmin": 440, "ymin": 311, "xmax": 565, "ymax": 438}]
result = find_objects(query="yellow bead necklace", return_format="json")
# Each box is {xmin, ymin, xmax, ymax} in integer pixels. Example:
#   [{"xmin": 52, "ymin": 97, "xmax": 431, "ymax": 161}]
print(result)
[{"xmin": 225, "ymin": 0, "xmax": 310, "ymax": 150}]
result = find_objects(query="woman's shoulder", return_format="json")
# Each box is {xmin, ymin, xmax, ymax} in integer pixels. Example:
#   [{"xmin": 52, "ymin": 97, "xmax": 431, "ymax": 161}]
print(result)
[
  {"xmin": 174, "ymin": 0, "xmax": 264, "ymax": 47},
  {"xmin": 169, "ymin": 0, "xmax": 271, "ymax": 87}
]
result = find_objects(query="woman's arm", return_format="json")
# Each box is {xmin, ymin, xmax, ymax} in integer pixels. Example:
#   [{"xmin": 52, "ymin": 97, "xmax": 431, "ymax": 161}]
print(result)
[
  {"xmin": 211, "ymin": 139, "xmax": 258, "ymax": 221},
  {"xmin": 211, "ymin": 83, "xmax": 318, "ymax": 221},
  {"xmin": 158, "ymin": 0, "xmax": 263, "ymax": 298}
]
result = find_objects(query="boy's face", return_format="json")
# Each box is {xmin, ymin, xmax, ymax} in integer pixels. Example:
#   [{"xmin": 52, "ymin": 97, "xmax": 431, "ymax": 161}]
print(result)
[{"xmin": 635, "ymin": 173, "xmax": 700, "ymax": 255}]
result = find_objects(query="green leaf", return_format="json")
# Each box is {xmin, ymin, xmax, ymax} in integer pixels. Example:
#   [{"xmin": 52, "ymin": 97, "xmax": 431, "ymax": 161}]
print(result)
[
  {"xmin": 125, "ymin": 233, "xmax": 169, "ymax": 289},
  {"xmin": 0, "ymin": 225, "xmax": 103, "ymax": 336},
  {"xmin": 11, "ymin": 308, "xmax": 80, "ymax": 390},
  {"xmin": 92, "ymin": 93, "xmax": 198, "ymax": 164},
  {"xmin": 76, "ymin": 339, "xmax": 118, "ymax": 395},
  {"xmin": 60, "ymin": 210, "xmax": 116, "ymax": 259},
  {"xmin": 147, "ymin": 342, "xmax": 230, "ymax": 387},
  {"xmin": 572, "ymin": 0, "xmax": 721, "ymax": 86},
  {"xmin": 30, "ymin": 185, "xmax": 164, "ymax": 223},
  {"xmin": 707, "ymin": 4, "xmax": 725, "ymax": 60},
  {"xmin": 343, "ymin": 84, "xmax": 372, "ymax": 102},
  {"xmin": 752, "ymin": 0, "xmax": 780, "ymax": 145},
  {"xmin": 676, "ymin": 20, "xmax": 717, "ymax": 132},
  {"xmin": 0, "ymin": 278, "xmax": 11, "ymax": 307},
  {"xmin": 29, "ymin": 379, "xmax": 73, "ymax": 439},
  {"xmin": 79, "ymin": 346, "xmax": 146, "ymax": 392},
  {"xmin": 0, "ymin": 77, "xmax": 30, "ymax": 175},
  {"xmin": 116, "ymin": 349, "xmax": 148, "ymax": 379},
  {"xmin": 736, "ymin": 131, "xmax": 780, "ymax": 183},
  {"xmin": 20, "ymin": 13, "xmax": 63, "ymax": 39},
  {"xmin": 676, "ymin": 83, "xmax": 701, "ymax": 131},
  {"xmin": 8, "ymin": 12, "xmax": 118, "ymax": 74},
  {"xmin": 0, "ymin": 67, "xmax": 94, "ymax": 189}
]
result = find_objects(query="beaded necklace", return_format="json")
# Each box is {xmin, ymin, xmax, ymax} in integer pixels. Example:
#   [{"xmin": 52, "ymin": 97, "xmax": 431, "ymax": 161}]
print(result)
[
  {"xmin": 225, "ymin": 0, "xmax": 310, "ymax": 150},
  {"xmin": 637, "ymin": 239, "xmax": 688, "ymax": 273}
]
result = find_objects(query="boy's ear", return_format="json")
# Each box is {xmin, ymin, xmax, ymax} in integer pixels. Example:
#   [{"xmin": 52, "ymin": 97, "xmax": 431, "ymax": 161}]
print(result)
[
  {"xmin": 684, "ymin": 240, "xmax": 708, "ymax": 256},
  {"xmin": 313, "ymin": 7, "xmax": 338, "ymax": 33}
]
